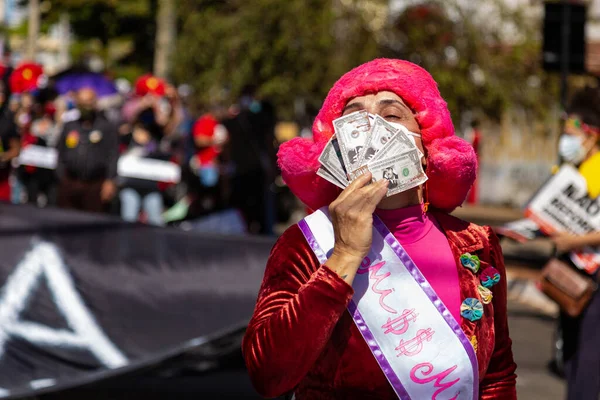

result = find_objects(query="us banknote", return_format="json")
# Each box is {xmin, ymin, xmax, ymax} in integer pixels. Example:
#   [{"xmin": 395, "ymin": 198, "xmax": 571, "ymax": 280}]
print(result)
[
  {"xmin": 317, "ymin": 166, "xmax": 346, "ymax": 189},
  {"xmin": 318, "ymin": 136, "xmax": 349, "ymax": 184},
  {"xmin": 367, "ymin": 150, "xmax": 428, "ymax": 196},
  {"xmin": 358, "ymin": 115, "xmax": 414, "ymax": 165},
  {"xmin": 334, "ymin": 110, "xmax": 371, "ymax": 173}
]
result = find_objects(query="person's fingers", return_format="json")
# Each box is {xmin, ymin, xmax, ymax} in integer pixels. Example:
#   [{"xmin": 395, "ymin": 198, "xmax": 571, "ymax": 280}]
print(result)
[
  {"xmin": 359, "ymin": 179, "xmax": 389, "ymax": 213},
  {"xmin": 330, "ymin": 177, "xmax": 371, "ymax": 219},
  {"xmin": 335, "ymin": 172, "xmax": 372, "ymax": 203},
  {"xmin": 339, "ymin": 178, "xmax": 387, "ymax": 215}
]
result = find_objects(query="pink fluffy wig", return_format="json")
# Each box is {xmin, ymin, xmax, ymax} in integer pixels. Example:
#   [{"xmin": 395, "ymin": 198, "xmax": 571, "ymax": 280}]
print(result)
[{"xmin": 277, "ymin": 58, "xmax": 477, "ymax": 212}]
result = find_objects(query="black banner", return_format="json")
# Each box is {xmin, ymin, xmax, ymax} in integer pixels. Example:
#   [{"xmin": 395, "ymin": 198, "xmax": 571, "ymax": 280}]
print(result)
[{"xmin": 0, "ymin": 204, "xmax": 273, "ymax": 399}]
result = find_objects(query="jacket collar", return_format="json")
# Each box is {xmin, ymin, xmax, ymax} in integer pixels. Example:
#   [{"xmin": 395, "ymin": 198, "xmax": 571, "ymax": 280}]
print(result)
[{"xmin": 431, "ymin": 210, "xmax": 485, "ymax": 254}]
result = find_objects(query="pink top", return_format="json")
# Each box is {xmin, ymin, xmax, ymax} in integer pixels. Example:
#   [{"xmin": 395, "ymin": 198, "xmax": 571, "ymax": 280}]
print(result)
[{"xmin": 376, "ymin": 205, "xmax": 461, "ymax": 323}]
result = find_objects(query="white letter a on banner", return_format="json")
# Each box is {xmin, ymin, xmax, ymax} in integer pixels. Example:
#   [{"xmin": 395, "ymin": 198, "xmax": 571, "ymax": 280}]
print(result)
[{"xmin": 0, "ymin": 241, "xmax": 127, "ymax": 368}]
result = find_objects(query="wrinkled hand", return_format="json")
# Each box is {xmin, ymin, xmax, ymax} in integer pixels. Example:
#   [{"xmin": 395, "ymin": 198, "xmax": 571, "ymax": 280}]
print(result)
[
  {"xmin": 329, "ymin": 172, "xmax": 389, "ymax": 265},
  {"xmin": 552, "ymin": 233, "xmax": 584, "ymax": 253},
  {"xmin": 101, "ymin": 180, "xmax": 117, "ymax": 203}
]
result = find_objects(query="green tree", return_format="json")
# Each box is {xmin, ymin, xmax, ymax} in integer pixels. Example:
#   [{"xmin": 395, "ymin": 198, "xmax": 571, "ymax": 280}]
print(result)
[
  {"xmin": 173, "ymin": 0, "xmax": 384, "ymax": 118},
  {"xmin": 27, "ymin": 0, "xmax": 157, "ymax": 71},
  {"xmin": 382, "ymin": 1, "xmax": 559, "ymax": 124}
]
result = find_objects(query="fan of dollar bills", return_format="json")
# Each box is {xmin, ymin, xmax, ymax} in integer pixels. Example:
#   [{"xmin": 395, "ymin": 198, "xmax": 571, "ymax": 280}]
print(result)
[{"xmin": 317, "ymin": 110, "xmax": 428, "ymax": 197}]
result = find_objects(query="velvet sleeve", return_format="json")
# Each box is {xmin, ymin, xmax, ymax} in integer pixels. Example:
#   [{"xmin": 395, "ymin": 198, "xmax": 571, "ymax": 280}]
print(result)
[
  {"xmin": 242, "ymin": 224, "xmax": 354, "ymax": 398},
  {"xmin": 480, "ymin": 227, "xmax": 518, "ymax": 399}
]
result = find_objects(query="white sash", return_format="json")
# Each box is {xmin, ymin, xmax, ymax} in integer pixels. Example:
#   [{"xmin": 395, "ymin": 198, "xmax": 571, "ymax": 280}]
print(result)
[{"xmin": 298, "ymin": 207, "xmax": 478, "ymax": 400}]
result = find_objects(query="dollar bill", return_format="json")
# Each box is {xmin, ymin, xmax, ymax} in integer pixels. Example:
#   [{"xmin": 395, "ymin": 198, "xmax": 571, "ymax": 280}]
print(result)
[
  {"xmin": 317, "ymin": 167, "xmax": 346, "ymax": 189},
  {"xmin": 318, "ymin": 136, "xmax": 349, "ymax": 184},
  {"xmin": 347, "ymin": 165, "xmax": 370, "ymax": 181},
  {"xmin": 334, "ymin": 110, "xmax": 371, "ymax": 174},
  {"xmin": 368, "ymin": 149, "xmax": 428, "ymax": 197},
  {"xmin": 369, "ymin": 130, "xmax": 418, "ymax": 166},
  {"xmin": 358, "ymin": 116, "xmax": 415, "ymax": 165}
]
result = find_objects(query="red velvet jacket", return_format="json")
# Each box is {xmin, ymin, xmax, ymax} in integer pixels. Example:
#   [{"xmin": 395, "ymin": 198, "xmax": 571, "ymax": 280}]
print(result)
[{"xmin": 243, "ymin": 211, "xmax": 517, "ymax": 399}]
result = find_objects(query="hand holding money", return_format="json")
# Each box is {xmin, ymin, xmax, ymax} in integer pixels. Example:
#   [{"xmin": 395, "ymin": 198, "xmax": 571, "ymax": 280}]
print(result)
[
  {"xmin": 325, "ymin": 172, "xmax": 389, "ymax": 284},
  {"xmin": 318, "ymin": 111, "xmax": 428, "ymax": 197}
]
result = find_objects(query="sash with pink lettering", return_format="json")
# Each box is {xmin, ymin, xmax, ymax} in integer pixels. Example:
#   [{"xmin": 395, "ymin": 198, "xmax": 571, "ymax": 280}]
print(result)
[{"xmin": 298, "ymin": 207, "xmax": 478, "ymax": 400}]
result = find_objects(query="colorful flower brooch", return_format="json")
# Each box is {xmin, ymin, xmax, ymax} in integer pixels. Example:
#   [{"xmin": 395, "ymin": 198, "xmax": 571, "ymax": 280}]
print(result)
[
  {"xmin": 480, "ymin": 266, "xmax": 501, "ymax": 288},
  {"xmin": 460, "ymin": 253, "xmax": 480, "ymax": 273},
  {"xmin": 477, "ymin": 285, "xmax": 493, "ymax": 304},
  {"xmin": 461, "ymin": 298, "xmax": 484, "ymax": 322}
]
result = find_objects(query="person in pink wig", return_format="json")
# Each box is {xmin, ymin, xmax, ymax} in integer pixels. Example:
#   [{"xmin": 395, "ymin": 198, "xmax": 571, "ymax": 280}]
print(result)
[{"xmin": 243, "ymin": 59, "xmax": 517, "ymax": 399}]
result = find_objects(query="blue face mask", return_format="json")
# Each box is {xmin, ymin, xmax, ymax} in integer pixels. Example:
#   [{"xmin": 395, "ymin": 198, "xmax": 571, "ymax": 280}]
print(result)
[
  {"xmin": 199, "ymin": 165, "xmax": 219, "ymax": 187},
  {"xmin": 558, "ymin": 134, "xmax": 586, "ymax": 165},
  {"xmin": 240, "ymin": 96, "xmax": 262, "ymax": 113}
]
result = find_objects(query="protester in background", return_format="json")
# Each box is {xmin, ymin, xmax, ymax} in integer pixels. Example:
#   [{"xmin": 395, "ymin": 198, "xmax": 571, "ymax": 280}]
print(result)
[
  {"xmin": 129, "ymin": 82, "xmax": 181, "ymax": 139},
  {"xmin": 190, "ymin": 108, "xmax": 227, "ymax": 197},
  {"xmin": 172, "ymin": 84, "xmax": 196, "ymax": 168},
  {"xmin": 0, "ymin": 81, "xmax": 20, "ymax": 202},
  {"xmin": 31, "ymin": 103, "xmax": 61, "ymax": 147},
  {"xmin": 465, "ymin": 118, "xmax": 482, "ymax": 204},
  {"xmin": 56, "ymin": 88, "xmax": 118, "ymax": 213},
  {"xmin": 10, "ymin": 92, "xmax": 38, "ymax": 204},
  {"xmin": 243, "ymin": 59, "xmax": 516, "ymax": 398},
  {"xmin": 163, "ymin": 105, "xmax": 228, "ymax": 223},
  {"xmin": 118, "ymin": 121, "xmax": 165, "ymax": 226},
  {"xmin": 551, "ymin": 86, "xmax": 600, "ymax": 400},
  {"xmin": 0, "ymin": 49, "xmax": 13, "ymax": 115},
  {"xmin": 160, "ymin": 84, "xmax": 184, "ymax": 137},
  {"xmin": 224, "ymin": 86, "xmax": 277, "ymax": 235},
  {"xmin": 175, "ymin": 84, "xmax": 195, "ymax": 136},
  {"xmin": 14, "ymin": 92, "xmax": 35, "ymax": 132},
  {"xmin": 17, "ymin": 102, "xmax": 59, "ymax": 207}
]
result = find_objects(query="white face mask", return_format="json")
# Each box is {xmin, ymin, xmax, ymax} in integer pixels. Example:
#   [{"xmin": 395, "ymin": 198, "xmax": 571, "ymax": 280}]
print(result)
[
  {"xmin": 387, "ymin": 121, "xmax": 422, "ymax": 149},
  {"xmin": 558, "ymin": 134, "xmax": 587, "ymax": 165}
]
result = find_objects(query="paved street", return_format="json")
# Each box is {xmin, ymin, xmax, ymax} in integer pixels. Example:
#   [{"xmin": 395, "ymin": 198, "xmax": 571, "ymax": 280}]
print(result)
[{"xmin": 509, "ymin": 301, "xmax": 565, "ymax": 400}]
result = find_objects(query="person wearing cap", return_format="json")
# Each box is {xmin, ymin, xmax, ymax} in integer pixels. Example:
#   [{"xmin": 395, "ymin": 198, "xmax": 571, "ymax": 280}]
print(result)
[
  {"xmin": 551, "ymin": 87, "xmax": 600, "ymax": 400},
  {"xmin": 243, "ymin": 59, "xmax": 516, "ymax": 399},
  {"xmin": 56, "ymin": 87, "xmax": 118, "ymax": 213}
]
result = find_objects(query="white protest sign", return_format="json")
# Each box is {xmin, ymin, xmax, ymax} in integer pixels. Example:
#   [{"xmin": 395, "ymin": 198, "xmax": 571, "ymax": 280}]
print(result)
[
  {"xmin": 526, "ymin": 165, "xmax": 600, "ymax": 273},
  {"xmin": 526, "ymin": 165, "xmax": 600, "ymax": 235},
  {"xmin": 117, "ymin": 155, "xmax": 181, "ymax": 183},
  {"xmin": 17, "ymin": 147, "xmax": 181, "ymax": 183},
  {"xmin": 17, "ymin": 145, "xmax": 58, "ymax": 169}
]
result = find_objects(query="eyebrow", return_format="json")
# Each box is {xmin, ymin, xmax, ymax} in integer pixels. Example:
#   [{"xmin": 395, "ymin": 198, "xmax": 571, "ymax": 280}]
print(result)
[
  {"xmin": 377, "ymin": 98, "xmax": 411, "ymax": 113},
  {"xmin": 342, "ymin": 98, "xmax": 413, "ymax": 114},
  {"xmin": 342, "ymin": 102, "xmax": 364, "ymax": 114}
]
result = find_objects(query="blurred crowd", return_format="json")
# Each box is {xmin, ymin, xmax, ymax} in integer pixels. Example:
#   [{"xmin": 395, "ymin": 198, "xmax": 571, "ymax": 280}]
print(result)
[{"xmin": 0, "ymin": 61, "xmax": 290, "ymax": 235}]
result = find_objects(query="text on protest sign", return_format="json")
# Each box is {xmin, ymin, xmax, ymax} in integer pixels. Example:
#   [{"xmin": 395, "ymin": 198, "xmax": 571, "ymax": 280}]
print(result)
[{"xmin": 526, "ymin": 165, "xmax": 600, "ymax": 235}]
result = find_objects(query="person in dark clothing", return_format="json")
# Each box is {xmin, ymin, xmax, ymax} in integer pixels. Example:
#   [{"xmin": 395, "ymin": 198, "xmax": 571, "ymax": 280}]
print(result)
[
  {"xmin": 17, "ymin": 104, "xmax": 60, "ymax": 207},
  {"xmin": 0, "ymin": 81, "xmax": 20, "ymax": 202},
  {"xmin": 0, "ymin": 50, "xmax": 14, "ymax": 115},
  {"xmin": 552, "ymin": 86, "xmax": 600, "ymax": 400},
  {"xmin": 117, "ymin": 121, "xmax": 166, "ymax": 225},
  {"xmin": 56, "ymin": 88, "xmax": 118, "ymax": 213},
  {"xmin": 223, "ymin": 89, "xmax": 277, "ymax": 235}
]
